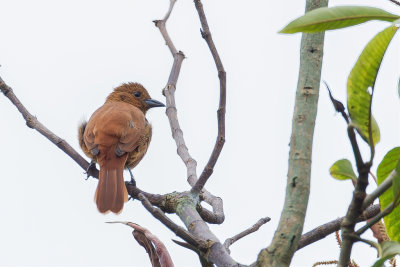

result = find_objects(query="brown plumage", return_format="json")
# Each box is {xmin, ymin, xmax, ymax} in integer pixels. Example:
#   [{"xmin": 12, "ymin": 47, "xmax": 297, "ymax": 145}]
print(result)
[{"xmin": 78, "ymin": 82, "xmax": 164, "ymax": 214}]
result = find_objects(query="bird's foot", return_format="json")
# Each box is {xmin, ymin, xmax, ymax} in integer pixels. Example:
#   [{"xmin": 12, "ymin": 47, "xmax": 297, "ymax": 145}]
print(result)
[
  {"xmin": 127, "ymin": 168, "xmax": 136, "ymax": 187},
  {"xmin": 84, "ymin": 161, "xmax": 96, "ymax": 180}
]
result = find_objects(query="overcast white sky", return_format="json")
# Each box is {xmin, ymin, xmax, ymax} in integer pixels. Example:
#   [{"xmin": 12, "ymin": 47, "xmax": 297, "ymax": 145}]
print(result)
[{"xmin": 1, "ymin": 0, "xmax": 399, "ymax": 266}]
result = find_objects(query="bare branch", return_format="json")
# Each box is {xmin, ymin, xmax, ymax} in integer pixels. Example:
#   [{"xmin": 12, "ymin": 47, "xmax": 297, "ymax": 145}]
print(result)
[
  {"xmin": 154, "ymin": 0, "xmax": 196, "ymax": 184},
  {"xmin": 198, "ymin": 195, "xmax": 225, "ymax": 224},
  {"xmin": 172, "ymin": 240, "xmax": 215, "ymax": 267},
  {"xmin": 138, "ymin": 193, "xmax": 208, "ymax": 251},
  {"xmin": 191, "ymin": 0, "xmax": 226, "ymax": 194},
  {"xmin": 223, "ymin": 217, "xmax": 271, "ymax": 252},
  {"xmin": 153, "ymin": 0, "xmax": 178, "ymax": 55},
  {"xmin": 388, "ymin": 0, "xmax": 400, "ymax": 6},
  {"xmin": 297, "ymin": 204, "xmax": 380, "ymax": 250},
  {"xmin": 0, "ymin": 76, "xmax": 98, "ymax": 178},
  {"xmin": 154, "ymin": 0, "xmax": 225, "ymax": 224}
]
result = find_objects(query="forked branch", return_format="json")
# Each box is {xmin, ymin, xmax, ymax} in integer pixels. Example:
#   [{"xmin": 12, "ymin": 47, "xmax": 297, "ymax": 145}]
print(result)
[{"xmin": 155, "ymin": 0, "xmax": 225, "ymax": 224}]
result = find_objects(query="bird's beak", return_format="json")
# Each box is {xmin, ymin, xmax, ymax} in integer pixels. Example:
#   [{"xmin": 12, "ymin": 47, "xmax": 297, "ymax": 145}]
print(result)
[{"xmin": 145, "ymin": 99, "xmax": 165, "ymax": 108}]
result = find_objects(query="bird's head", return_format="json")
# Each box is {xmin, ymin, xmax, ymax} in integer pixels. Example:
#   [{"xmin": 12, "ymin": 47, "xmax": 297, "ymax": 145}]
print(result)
[{"xmin": 106, "ymin": 82, "xmax": 165, "ymax": 113}]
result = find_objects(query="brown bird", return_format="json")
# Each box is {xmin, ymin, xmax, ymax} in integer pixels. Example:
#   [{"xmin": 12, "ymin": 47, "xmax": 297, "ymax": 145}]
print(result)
[{"xmin": 78, "ymin": 82, "xmax": 165, "ymax": 214}]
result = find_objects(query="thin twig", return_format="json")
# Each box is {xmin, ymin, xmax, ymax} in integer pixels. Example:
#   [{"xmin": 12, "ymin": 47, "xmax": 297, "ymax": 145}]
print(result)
[
  {"xmin": 223, "ymin": 217, "xmax": 270, "ymax": 252},
  {"xmin": 153, "ymin": 0, "xmax": 177, "ymax": 55},
  {"xmin": 191, "ymin": 0, "xmax": 226, "ymax": 194},
  {"xmin": 370, "ymin": 171, "xmax": 378, "ymax": 184},
  {"xmin": 362, "ymin": 170, "xmax": 395, "ymax": 210},
  {"xmin": 388, "ymin": 0, "xmax": 400, "ymax": 8},
  {"xmin": 297, "ymin": 204, "xmax": 380, "ymax": 250}
]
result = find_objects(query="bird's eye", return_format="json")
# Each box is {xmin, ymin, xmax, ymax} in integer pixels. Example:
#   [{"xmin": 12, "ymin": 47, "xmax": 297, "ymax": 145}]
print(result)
[{"xmin": 134, "ymin": 92, "xmax": 141, "ymax": 97}]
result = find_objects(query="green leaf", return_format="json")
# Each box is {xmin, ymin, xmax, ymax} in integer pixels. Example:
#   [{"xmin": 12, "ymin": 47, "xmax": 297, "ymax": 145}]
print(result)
[
  {"xmin": 280, "ymin": 6, "xmax": 400, "ymax": 34},
  {"xmin": 393, "ymin": 160, "xmax": 400, "ymax": 205},
  {"xmin": 377, "ymin": 148, "xmax": 400, "ymax": 180},
  {"xmin": 329, "ymin": 159, "xmax": 357, "ymax": 182},
  {"xmin": 377, "ymin": 147, "xmax": 400, "ymax": 242},
  {"xmin": 347, "ymin": 22, "xmax": 400, "ymax": 146},
  {"xmin": 372, "ymin": 241, "xmax": 400, "ymax": 267}
]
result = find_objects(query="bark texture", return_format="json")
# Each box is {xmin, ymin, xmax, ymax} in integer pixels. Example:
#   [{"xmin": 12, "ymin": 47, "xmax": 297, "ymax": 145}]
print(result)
[{"xmin": 257, "ymin": 0, "xmax": 328, "ymax": 266}]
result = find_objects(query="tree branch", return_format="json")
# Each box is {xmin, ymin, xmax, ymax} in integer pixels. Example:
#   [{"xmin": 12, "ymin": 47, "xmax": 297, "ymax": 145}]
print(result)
[
  {"xmin": 138, "ymin": 193, "xmax": 208, "ymax": 251},
  {"xmin": 388, "ymin": 0, "xmax": 400, "ymax": 7},
  {"xmin": 257, "ymin": 0, "xmax": 328, "ymax": 265},
  {"xmin": 338, "ymin": 158, "xmax": 371, "ymax": 265},
  {"xmin": 297, "ymin": 204, "xmax": 380, "ymax": 250},
  {"xmin": 191, "ymin": 0, "xmax": 226, "ymax": 194},
  {"xmin": 0, "ymin": 76, "xmax": 98, "ymax": 178},
  {"xmin": 153, "ymin": 2, "xmax": 241, "ymax": 266},
  {"xmin": 224, "ymin": 217, "xmax": 271, "ymax": 253},
  {"xmin": 362, "ymin": 170, "xmax": 395, "ymax": 210},
  {"xmin": 198, "ymin": 194, "xmax": 225, "ymax": 224},
  {"xmin": 155, "ymin": 0, "xmax": 225, "ymax": 225}
]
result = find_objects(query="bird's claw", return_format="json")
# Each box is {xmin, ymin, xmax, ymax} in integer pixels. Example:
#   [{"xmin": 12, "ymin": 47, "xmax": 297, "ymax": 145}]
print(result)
[
  {"xmin": 84, "ymin": 161, "xmax": 96, "ymax": 180},
  {"xmin": 127, "ymin": 168, "xmax": 136, "ymax": 187}
]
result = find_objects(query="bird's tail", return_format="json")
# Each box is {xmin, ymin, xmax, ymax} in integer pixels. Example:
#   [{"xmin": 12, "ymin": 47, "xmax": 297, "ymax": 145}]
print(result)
[{"xmin": 95, "ymin": 146, "xmax": 128, "ymax": 214}]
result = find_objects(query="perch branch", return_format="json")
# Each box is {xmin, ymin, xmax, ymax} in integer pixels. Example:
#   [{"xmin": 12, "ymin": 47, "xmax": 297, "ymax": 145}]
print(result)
[
  {"xmin": 0, "ymin": 76, "xmax": 98, "ymax": 177},
  {"xmin": 1, "ymin": 74, "xmax": 234, "ymax": 265},
  {"xmin": 0, "ymin": 75, "xmax": 185, "ymax": 214},
  {"xmin": 191, "ymin": 0, "xmax": 226, "ymax": 194},
  {"xmin": 223, "ymin": 217, "xmax": 271, "ymax": 252}
]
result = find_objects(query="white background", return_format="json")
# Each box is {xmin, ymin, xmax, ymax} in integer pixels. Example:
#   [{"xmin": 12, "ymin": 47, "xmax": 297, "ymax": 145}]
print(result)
[{"xmin": 0, "ymin": 0, "xmax": 399, "ymax": 266}]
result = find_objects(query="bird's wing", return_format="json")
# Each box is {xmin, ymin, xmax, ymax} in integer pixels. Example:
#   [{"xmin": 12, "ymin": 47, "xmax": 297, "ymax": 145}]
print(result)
[{"xmin": 84, "ymin": 102, "xmax": 146, "ymax": 154}]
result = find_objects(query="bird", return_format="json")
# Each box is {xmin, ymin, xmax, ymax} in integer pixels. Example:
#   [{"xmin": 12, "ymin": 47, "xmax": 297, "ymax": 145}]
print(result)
[{"xmin": 78, "ymin": 82, "xmax": 165, "ymax": 214}]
